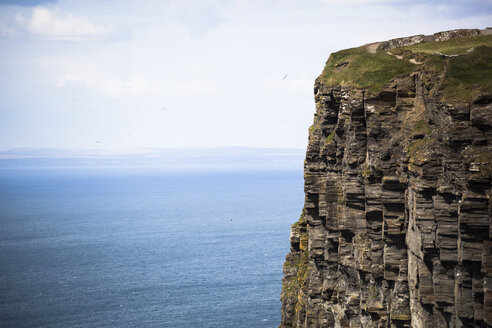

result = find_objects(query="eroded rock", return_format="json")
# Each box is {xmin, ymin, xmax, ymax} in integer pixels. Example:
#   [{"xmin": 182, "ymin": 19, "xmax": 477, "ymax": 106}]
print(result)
[{"xmin": 280, "ymin": 30, "xmax": 492, "ymax": 328}]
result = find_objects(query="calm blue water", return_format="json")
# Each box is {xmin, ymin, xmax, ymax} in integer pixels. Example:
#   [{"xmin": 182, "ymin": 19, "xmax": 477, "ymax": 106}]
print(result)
[{"xmin": 0, "ymin": 169, "xmax": 303, "ymax": 327}]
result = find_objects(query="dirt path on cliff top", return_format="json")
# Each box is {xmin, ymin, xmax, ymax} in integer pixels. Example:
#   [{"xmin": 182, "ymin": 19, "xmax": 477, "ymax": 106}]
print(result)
[
  {"xmin": 365, "ymin": 41, "xmax": 423, "ymax": 64},
  {"xmin": 366, "ymin": 42, "xmax": 381, "ymax": 53}
]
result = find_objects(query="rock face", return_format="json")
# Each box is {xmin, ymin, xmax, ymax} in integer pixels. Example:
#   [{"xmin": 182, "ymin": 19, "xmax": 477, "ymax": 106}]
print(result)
[{"xmin": 280, "ymin": 30, "xmax": 492, "ymax": 328}]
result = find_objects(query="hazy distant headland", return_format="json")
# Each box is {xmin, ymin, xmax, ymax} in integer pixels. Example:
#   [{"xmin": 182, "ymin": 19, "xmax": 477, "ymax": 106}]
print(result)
[{"xmin": 0, "ymin": 147, "xmax": 305, "ymax": 171}]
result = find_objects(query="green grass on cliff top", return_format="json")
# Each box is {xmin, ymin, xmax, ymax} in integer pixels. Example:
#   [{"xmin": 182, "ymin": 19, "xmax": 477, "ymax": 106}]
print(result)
[
  {"xmin": 321, "ymin": 34, "xmax": 492, "ymax": 100},
  {"xmin": 321, "ymin": 46, "xmax": 415, "ymax": 93},
  {"xmin": 441, "ymin": 46, "xmax": 492, "ymax": 101},
  {"xmin": 399, "ymin": 34, "xmax": 492, "ymax": 55}
]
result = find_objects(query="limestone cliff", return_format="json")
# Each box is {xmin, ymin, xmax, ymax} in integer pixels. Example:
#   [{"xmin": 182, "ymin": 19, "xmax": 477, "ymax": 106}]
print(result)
[{"xmin": 280, "ymin": 29, "xmax": 492, "ymax": 328}]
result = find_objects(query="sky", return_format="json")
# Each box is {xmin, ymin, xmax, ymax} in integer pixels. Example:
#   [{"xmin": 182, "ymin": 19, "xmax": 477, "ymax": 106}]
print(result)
[{"xmin": 0, "ymin": 0, "xmax": 491, "ymax": 151}]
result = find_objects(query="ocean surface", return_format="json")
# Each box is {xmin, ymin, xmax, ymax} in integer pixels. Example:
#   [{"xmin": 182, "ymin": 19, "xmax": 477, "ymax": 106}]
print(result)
[{"xmin": 0, "ymin": 169, "xmax": 303, "ymax": 327}]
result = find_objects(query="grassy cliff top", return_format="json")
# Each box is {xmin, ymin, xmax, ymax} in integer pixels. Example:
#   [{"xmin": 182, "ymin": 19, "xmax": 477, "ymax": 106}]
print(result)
[
  {"xmin": 398, "ymin": 34, "xmax": 492, "ymax": 55},
  {"xmin": 321, "ymin": 33, "xmax": 492, "ymax": 101},
  {"xmin": 321, "ymin": 46, "xmax": 415, "ymax": 93}
]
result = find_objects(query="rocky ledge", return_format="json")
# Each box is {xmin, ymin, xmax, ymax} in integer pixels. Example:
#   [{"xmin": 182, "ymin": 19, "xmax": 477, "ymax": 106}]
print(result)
[{"xmin": 280, "ymin": 29, "xmax": 492, "ymax": 328}]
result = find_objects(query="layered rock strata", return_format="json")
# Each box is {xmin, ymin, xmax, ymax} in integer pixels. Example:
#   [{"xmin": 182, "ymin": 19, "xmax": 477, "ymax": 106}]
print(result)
[{"xmin": 280, "ymin": 30, "xmax": 492, "ymax": 328}]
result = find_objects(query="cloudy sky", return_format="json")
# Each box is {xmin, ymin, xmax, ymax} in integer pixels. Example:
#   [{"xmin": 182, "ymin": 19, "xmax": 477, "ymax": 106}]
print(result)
[{"xmin": 0, "ymin": 0, "xmax": 491, "ymax": 151}]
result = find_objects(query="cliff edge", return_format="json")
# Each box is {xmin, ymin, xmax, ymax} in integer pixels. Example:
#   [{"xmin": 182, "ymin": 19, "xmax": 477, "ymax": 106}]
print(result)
[{"xmin": 280, "ymin": 29, "xmax": 492, "ymax": 328}]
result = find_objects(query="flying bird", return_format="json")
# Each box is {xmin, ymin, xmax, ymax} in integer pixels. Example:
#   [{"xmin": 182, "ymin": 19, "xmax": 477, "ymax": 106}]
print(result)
[{"xmin": 282, "ymin": 74, "xmax": 287, "ymax": 80}]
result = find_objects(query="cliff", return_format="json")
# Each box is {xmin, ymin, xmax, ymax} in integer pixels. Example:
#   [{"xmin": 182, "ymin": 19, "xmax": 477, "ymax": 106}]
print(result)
[{"xmin": 280, "ymin": 29, "xmax": 492, "ymax": 328}]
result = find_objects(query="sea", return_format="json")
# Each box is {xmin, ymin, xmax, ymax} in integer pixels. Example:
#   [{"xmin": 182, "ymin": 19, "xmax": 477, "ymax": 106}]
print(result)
[{"xmin": 0, "ymin": 168, "xmax": 304, "ymax": 327}]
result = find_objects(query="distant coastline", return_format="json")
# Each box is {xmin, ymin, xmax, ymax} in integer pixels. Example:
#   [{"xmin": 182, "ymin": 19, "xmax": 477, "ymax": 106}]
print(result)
[{"xmin": 0, "ymin": 147, "xmax": 305, "ymax": 171}]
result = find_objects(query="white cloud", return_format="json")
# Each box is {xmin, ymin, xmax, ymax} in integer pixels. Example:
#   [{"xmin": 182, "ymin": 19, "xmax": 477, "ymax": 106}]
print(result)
[{"xmin": 14, "ymin": 6, "xmax": 112, "ymax": 40}]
